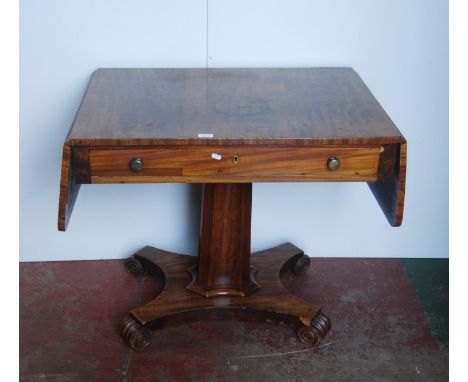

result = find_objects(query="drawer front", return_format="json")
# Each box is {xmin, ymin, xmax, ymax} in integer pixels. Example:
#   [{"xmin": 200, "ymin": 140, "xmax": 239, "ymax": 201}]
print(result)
[{"xmin": 89, "ymin": 146, "xmax": 380, "ymax": 183}]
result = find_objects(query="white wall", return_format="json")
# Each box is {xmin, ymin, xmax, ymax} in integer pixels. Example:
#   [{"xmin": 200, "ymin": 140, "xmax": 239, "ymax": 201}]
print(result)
[{"xmin": 20, "ymin": 0, "xmax": 448, "ymax": 261}]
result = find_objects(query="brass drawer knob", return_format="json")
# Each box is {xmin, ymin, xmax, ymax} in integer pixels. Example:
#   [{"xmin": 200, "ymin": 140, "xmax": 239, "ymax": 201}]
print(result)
[
  {"xmin": 327, "ymin": 157, "xmax": 340, "ymax": 171},
  {"xmin": 129, "ymin": 157, "xmax": 144, "ymax": 172}
]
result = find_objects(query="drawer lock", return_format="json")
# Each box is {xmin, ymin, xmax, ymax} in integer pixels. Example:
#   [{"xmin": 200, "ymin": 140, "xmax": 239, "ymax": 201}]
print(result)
[{"xmin": 233, "ymin": 155, "xmax": 240, "ymax": 164}]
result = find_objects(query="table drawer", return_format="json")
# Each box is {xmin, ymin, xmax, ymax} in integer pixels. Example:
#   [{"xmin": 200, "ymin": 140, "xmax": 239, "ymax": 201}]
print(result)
[{"xmin": 89, "ymin": 146, "xmax": 380, "ymax": 183}]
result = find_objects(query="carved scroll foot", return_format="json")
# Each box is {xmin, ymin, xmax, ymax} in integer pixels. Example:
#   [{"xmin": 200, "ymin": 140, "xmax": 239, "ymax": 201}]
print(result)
[
  {"xmin": 125, "ymin": 257, "xmax": 147, "ymax": 278},
  {"xmin": 121, "ymin": 243, "xmax": 331, "ymax": 351},
  {"xmin": 292, "ymin": 254, "xmax": 311, "ymax": 275},
  {"xmin": 296, "ymin": 310, "xmax": 331, "ymax": 347},
  {"xmin": 121, "ymin": 315, "xmax": 153, "ymax": 351}
]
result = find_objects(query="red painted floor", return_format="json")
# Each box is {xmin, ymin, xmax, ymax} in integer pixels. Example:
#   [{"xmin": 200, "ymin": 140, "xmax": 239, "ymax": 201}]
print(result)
[{"xmin": 19, "ymin": 257, "xmax": 448, "ymax": 381}]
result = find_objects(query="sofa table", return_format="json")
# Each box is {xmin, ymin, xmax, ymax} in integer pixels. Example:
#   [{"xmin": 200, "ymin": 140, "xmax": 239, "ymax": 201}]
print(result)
[{"xmin": 58, "ymin": 68, "xmax": 406, "ymax": 351}]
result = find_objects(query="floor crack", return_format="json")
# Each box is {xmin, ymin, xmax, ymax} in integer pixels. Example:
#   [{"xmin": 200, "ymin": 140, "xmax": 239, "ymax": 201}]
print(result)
[{"xmin": 122, "ymin": 350, "xmax": 132, "ymax": 382}]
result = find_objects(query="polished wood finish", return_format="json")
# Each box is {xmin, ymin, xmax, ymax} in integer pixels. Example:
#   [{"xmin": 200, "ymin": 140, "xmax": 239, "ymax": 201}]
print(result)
[
  {"xmin": 67, "ymin": 68, "xmax": 404, "ymax": 146},
  {"xmin": 89, "ymin": 146, "xmax": 380, "ymax": 183},
  {"xmin": 73, "ymin": 147, "xmax": 91, "ymax": 184},
  {"xmin": 57, "ymin": 68, "xmax": 406, "ymax": 350},
  {"xmin": 122, "ymin": 243, "xmax": 330, "ymax": 351},
  {"xmin": 368, "ymin": 143, "xmax": 407, "ymax": 226},
  {"xmin": 57, "ymin": 144, "xmax": 81, "ymax": 231},
  {"xmin": 121, "ymin": 315, "xmax": 153, "ymax": 351},
  {"xmin": 58, "ymin": 68, "xmax": 406, "ymax": 231},
  {"xmin": 187, "ymin": 183, "xmax": 260, "ymax": 297}
]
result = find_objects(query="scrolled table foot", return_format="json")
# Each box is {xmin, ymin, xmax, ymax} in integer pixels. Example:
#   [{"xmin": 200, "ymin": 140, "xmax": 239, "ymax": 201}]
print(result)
[
  {"xmin": 297, "ymin": 310, "xmax": 331, "ymax": 347},
  {"xmin": 292, "ymin": 254, "xmax": 311, "ymax": 275},
  {"xmin": 121, "ymin": 315, "xmax": 153, "ymax": 351},
  {"xmin": 125, "ymin": 256, "xmax": 147, "ymax": 278}
]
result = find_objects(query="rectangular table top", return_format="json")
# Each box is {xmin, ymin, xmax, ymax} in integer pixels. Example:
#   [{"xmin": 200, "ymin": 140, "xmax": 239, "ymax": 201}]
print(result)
[
  {"xmin": 67, "ymin": 68, "xmax": 405, "ymax": 146},
  {"xmin": 59, "ymin": 68, "xmax": 407, "ymax": 231}
]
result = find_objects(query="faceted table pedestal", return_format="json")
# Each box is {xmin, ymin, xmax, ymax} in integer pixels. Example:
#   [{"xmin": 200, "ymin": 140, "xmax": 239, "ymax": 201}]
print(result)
[{"xmin": 120, "ymin": 184, "xmax": 331, "ymax": 351}]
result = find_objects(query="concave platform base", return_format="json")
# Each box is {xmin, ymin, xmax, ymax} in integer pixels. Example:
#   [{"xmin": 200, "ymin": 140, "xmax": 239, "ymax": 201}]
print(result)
[{"xmin": 121, "ymin": 242, "xmax": 331, "ymax": 351}]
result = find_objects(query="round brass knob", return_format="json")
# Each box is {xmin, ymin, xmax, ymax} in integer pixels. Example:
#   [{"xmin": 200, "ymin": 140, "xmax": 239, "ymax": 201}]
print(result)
[
  {"xmin": 327, "ymin": 157, "xmax": 340, "ymax": 171},
  {"xmin": 129, "ymin": 157, "xmax": 144, "ymax": 172}
]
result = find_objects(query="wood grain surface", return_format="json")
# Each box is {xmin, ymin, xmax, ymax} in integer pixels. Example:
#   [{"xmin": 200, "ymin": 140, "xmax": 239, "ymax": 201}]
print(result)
[
  {"xmin": 66, "ymin": 68, "xmax": 405, "ymax": 146},
  {"xmin": 57, "ymin": 144, "xmax": 81, "ymax": 231},
  {"xmin": 58, "ymin": 68, "xmax": 407, "ymax": 230},
  {"xmin": 89, "ymin": 146, "xmax": 380, "ymax": 183},
  {"xmin": 186, "ymin": 183, "xmax": 260, "ymax": 297},
  {"xmin": 368, "ymin": 143, "xmax": 406, "ymax": 226},
  {"xmin": 129, "ymin": 243, "xmax": 323, "ymax": 331}
]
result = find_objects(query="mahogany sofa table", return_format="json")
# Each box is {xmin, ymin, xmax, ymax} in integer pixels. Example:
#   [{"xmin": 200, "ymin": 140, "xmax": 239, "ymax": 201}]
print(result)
[{"xmin": 58, "ymin": 68, "xmax": 406, "ymax": 351}]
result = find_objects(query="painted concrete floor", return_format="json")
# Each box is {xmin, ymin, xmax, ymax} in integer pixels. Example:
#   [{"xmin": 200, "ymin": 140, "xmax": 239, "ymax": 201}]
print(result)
[{"xmin": 20, "ymin": 256, "xmax": 448, "ymax": 381}]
